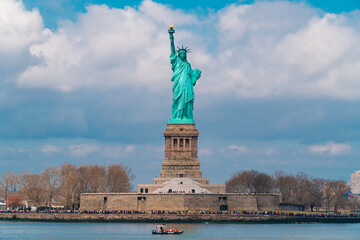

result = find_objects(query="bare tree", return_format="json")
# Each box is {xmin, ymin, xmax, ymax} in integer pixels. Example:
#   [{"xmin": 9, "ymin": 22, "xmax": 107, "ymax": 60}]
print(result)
[
  {"xmin": 2, "ymin": 162, "xmax": 135, "ymax": 210},
  {"xmin": 226, "ymin": 170, "xmax": 274, "ymax": 193},
  {"xmin": 274, "ymin": 170, "xmax": 297, "ymax": 203},
  {"xmin": 292, "ymin": 172, "xmax": 311, "ymax": 205},
  {"xmin": 1, "ymin": 171, "xmax": 18, "ymax": 209},
  {"xmin": 59, "ymin": 163, "xmax": 80, "ymax": 210},
  {"xmin": 77, "ymin": 164, "xmax": 92, "ymax": 194},
  {"xmin": 18, "ymin": 172, "xmax": 45, "ymax": 208},
  {"xmin": 253, "ymin": 172, "xmax": 274, "ymax": 193},
  {"xmin": 226, "ymin": 170, "xmax": 254, "ymax": 193},
  {"xmin": 87, "ymin": 164, "xmax": 106, "ymax": 193},
  {"xmin": 58, "ymin": 163, "xmax": 135, "ymax": 209},
  {"xmin": 323, "ymin": 180, "xmax": 349, "ymax": 212},
  {"xmin": 106, "ymin": 164, "xmax": 133, "ymax": 192},
  {"xmin": 76, "ymin": 164, "xmax": 107, "ymax": 193},
  {"xmin": 306, "ymin": 178, "xmax": 325, "ymax": 211},
  {"xmin": 349, "ymin": 194, "xmax": 359, "ymax": 211},
  {"xmin": 323, "ymin": 180, "xmax": 335, "ymax": 212},
  {"xmin": 41, "ymin": 167, "xmax": 61, "ymax": 209},
  {"xmin": 332, "ymin": 180, "xmax": 350, "ymax": 213},
  {"xmin": 274, "ymin": 172, "xmax": 323, "ymax": 210}
]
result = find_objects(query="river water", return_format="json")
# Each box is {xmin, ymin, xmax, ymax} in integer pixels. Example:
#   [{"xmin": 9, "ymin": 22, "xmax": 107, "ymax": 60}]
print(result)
[{"xmin": 0, "ymin": 222, "xmax": 359, "ymax": 239}]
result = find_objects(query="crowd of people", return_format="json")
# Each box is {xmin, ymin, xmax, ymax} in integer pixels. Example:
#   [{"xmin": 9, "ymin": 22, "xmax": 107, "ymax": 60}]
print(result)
[{"xmin": 1, "ymin": 209, "xmax": 359, "ymax": 218}]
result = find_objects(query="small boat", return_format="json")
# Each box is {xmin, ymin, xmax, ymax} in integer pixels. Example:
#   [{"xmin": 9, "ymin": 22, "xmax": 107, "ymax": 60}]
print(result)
[{"xmin": 152, "ymin": 225, "xmax": 184, "ymax": 234}]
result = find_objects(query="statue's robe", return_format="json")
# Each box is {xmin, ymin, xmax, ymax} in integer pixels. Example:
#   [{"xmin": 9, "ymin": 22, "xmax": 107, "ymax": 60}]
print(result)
[{"xmin": 169, "ymin": 52, "xmax": 200, "ymax": 122}]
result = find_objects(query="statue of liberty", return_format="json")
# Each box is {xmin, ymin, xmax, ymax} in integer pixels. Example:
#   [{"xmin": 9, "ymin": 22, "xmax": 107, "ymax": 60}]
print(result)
[{"xmin": 168, "ymin": 25, "xmax": 201, "ymax": 124}]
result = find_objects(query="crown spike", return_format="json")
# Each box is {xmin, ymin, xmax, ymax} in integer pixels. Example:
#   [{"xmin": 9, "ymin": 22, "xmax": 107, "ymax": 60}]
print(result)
[{"xmin": 176, "ymin": 45, "xmax": 191, "ymax": 54}]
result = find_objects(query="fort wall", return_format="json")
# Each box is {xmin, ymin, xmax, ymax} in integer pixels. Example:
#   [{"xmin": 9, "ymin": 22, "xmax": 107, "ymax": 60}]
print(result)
[{"xmin": 80, "ymin": 193, "xmax": 279, "ymax": 211}]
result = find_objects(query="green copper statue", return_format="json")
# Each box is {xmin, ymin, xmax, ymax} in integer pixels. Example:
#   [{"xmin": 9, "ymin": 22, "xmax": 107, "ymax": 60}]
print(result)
[{"xmin": 168, "ymin": 25, "xmax": 201, "ymax": 124}]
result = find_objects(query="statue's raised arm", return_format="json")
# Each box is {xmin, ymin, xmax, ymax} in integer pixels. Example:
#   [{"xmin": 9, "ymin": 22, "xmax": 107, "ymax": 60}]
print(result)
[
  {"xmin": 168, "ymin": 25, "xmax": 175, "ymax": 54},
  {"xmin": 167, "ymin": 25, "xmax": 202, "ymax": 124}
]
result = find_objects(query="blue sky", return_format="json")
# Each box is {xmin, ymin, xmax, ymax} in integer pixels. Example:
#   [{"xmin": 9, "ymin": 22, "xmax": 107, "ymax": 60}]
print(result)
[
  {"xmin": 1, "ymin": 0, "xmax": 360, "ymax": 188},
  {"xmin": 22, "ymin": 0, "xmax": 360, "ymax": 29}
]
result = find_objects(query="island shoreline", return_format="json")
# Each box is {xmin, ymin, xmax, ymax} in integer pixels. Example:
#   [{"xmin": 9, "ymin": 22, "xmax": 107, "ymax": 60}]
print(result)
[{"xmin": 1, "ymin": 213, "xmax": 359, "ymax": 224}]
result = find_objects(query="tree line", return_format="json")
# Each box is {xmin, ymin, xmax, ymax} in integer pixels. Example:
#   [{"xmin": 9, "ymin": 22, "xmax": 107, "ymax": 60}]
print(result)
[
  {"xmin": 0, "ymin": 163, "xmax": 134, "ymax": 210},
  {"xmin": 226, "ymin": 170, "xmax": 357, "ymax": 212},
  {"xmin": 1, "ymin": 166, "xmax": 357, "ymax": 212}
]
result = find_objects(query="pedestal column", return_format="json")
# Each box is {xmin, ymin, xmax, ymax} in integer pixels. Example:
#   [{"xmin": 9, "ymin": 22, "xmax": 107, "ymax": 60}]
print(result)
[{"xmin": 160, "ymin": 123, "xmax": 202, "ymax": 178}]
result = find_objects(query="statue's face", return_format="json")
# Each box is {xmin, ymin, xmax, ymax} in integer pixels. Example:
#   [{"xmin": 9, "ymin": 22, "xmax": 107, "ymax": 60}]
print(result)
[{"xmin": 179, "ymin": 51, "xmax": 187, "ymax": 61}]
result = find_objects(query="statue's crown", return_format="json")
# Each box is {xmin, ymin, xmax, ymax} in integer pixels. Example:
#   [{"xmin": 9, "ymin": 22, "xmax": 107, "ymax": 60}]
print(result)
[{"xmin": 177, "ymin": 45, "xmax": 191, "ymax": 53}]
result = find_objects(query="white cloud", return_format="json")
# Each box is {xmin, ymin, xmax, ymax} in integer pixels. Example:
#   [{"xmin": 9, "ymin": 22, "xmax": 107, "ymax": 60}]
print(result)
[
  {"xmin": 3, "ymin": 0, "xmax": 360, "ymax": 100},
  {"xmin": 102, "ymin": 145, "xmax": 123, "ymax": 158},
  {"xmin": 69, "ymin": 144, "xmax": 100, "ymax": 156},
  {"xmin": 0, "ymin": 0, "xmax": 48, "ymax": 79},
  {"xmin": 275, "ymin": 14, "xmax": 354, "ymax": 75},
  {"xmin": 17, "ymin": 0, "xmax": 197, "ymax": 92},
  {"xmin": 0, "ymin": 146, "xmax": 26, "ymax": 153},
  {"xmin": 205, "ymin": 1, "xmax": 360, "ymax": 99},
  {"xmin": 258, "ymin": 148, "xmax": 279, "ymax": 156},
  {"xmin": 0, "ymin": 0, "xmax": 46, "ymax": 52},
  {"xmin": 227, "ymin": 145, "xmax": 250, "ymax": 154},
  {"xmin": 100, "ymin": 144, "xmax": 136, "ymax": 158},
  {"xmin": 0, "ymin": 146, "xmax": 15, "ymax": 152},
  {"xmin": 124, "ymin": 145, "xmax": 136, "ymax": 153},
  {"xmin": 139, "ymin": 0, "xmax": 198, "ymax": 25},
  {"xmin": 308, "ymin": 142, "xmax": 351, "ymax": 155},
  {"xmin": 39, "ymin": 144, "xmax": 61, "ymax": 153},
  {"xmin": 199, "ymin": 147, "xmax": 212, "ymax": 157},
  {"xmin": 221, "ymin": 144, "xmax": 278, "ymax": 156}
]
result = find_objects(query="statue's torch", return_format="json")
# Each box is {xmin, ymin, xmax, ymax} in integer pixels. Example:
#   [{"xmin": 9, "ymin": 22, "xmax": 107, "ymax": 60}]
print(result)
[{"xmin": 168, "ymin": 25, "xmax": 175, "ymax": 34}]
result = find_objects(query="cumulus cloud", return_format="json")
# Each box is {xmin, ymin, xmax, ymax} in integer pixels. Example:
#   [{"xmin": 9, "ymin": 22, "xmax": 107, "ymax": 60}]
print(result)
[
  {"xmin": 69, "ymin": 144, "xmax": 100, "ymax": 156},
  {"xmin": 275, "ymin": 14, "xmax": 354, "ymax": 75},
  {"xmin": 0, "ymin": 0, "xmax": 48, "ymax": 80},
  {"xmin": 308, "ymin": 142, "xmax": 351, "ymax": 155},
  {"xmin": 38, "ymin": 144, "xmax": 61, "ymax": 153},
  {"xmin": 13, "ymin": 0, "xmax": 360, "ymax": 99},
  {"xmin": 0, "ymin": 0, "xmax": 46, "ymax": 52},
  {"xmin": 17, "ymin": 0, "xmax": 198, "ymax": 92},
  {"xmin": 205, "ymin": 1, "xmax": 360, "ymax": 99},
  {"xmin": 0, "ymin": 0, "xmax": 355, "ymax": 102}
]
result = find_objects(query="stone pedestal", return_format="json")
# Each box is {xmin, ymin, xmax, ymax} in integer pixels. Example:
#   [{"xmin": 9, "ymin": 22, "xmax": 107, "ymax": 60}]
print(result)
[
  {"xmin": 137, "ymin": 123, "xmax": 226, "ymax": 194},
  {"xmin": 160, "ymin": 123, "xmax": 202, "ymax": 178}
]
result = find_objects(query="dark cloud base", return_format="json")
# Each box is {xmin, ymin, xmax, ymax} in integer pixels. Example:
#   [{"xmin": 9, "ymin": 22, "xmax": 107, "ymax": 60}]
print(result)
[
  {"xmin": 0, "ymin": 88, "xmax": 358, "ymax": 187},
  {"xmin": 1, "ymin": 85, "xmax": 360, "ymax": 144}
]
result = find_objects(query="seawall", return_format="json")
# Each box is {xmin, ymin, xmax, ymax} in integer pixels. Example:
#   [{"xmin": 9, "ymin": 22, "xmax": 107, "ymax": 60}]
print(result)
[{"xmin": 1, "ymin": 213, "xmax": 359, "ymax": 223}]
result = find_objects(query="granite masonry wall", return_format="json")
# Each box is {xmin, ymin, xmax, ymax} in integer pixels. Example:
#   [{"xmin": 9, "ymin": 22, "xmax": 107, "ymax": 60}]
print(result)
[{"xmin": 80, "ymin": 193, "xmax": 279, "ymax": 211}]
